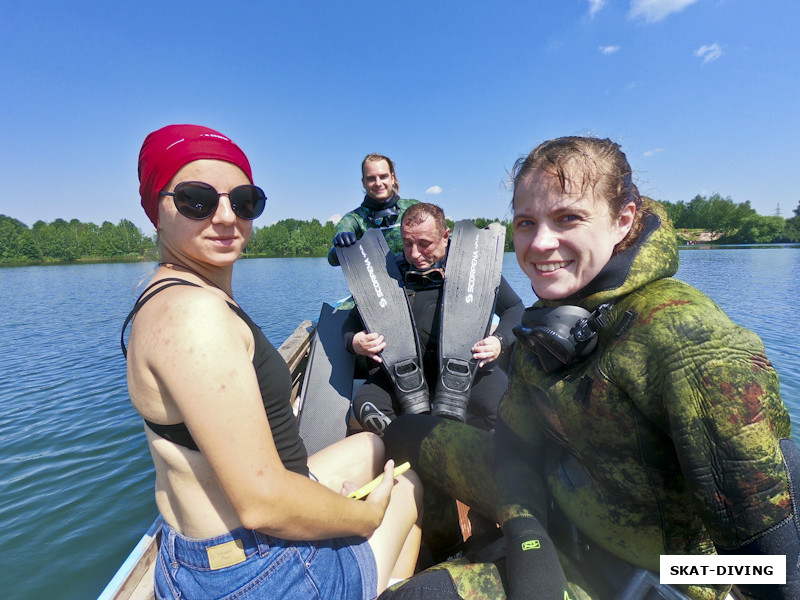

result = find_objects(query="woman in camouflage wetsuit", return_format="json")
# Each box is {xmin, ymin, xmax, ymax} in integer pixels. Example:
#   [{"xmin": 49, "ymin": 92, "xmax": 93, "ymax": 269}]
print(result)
[{"xmin": 382, "ymin": 137, "xmax": 799, "ymax": 600}]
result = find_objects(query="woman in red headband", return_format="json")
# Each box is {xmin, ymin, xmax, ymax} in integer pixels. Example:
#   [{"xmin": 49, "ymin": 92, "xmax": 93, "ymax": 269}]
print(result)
[{"xmin": 124, "ymin": 124, "xmax": 422, "ymax": 599}]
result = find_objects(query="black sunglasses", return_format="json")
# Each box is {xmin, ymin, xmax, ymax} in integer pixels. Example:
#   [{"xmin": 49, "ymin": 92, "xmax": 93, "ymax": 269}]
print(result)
[{"xmin": 159, "ymin": 181, "xmax": 267, "ymax": 221}]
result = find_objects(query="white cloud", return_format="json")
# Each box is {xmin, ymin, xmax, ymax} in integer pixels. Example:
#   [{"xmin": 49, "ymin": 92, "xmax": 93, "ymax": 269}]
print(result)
[
  {"xmin": 599, "ymin": 45, "xmax": 620, "ymax": 55},
  {"xmin": 328, "ymin": 214, "xmax": 342, "ymax": 224},
  {"xmin": 588, "ymin": 0, "xmax": 607, "ymax": 17},
  {"xmin": 643, "ymin": 148, "xmax": 665, "ymax": 157},
  {"xmin": 695, "ymin": 43, "xmax": 723, "ymax": 64},
  {"xmin": 629, "ymin": 0, "xmax": 699, "ymax": 23},
  {"xmin": 425, "ymin": 186, "xmax": 443, "ymax": 195}
]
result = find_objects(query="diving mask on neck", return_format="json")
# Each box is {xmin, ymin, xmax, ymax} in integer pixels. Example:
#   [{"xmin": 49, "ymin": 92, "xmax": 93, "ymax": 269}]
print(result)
[
  {"xmin": 404, "ymin": 267, "xmax": 445, "ymax": 288},
  {"xmin": 513, "ymin": 303, "xmax": 612, "ymax": 372},
  {"xmin": 369, "ymin": 205, "xmax": 400, "ymax": 227}
]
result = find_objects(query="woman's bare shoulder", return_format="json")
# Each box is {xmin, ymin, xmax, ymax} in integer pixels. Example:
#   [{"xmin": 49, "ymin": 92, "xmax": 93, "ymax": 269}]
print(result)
[{"xmin": 131, "ymin": 282, "xmax": 252, "ymax": 365}]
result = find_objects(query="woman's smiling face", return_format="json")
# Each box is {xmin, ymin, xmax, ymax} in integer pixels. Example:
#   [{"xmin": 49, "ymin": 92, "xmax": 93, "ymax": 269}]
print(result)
[{"xmin": 512, "ymin": 168, "xmax": 635, "ymax": 300}]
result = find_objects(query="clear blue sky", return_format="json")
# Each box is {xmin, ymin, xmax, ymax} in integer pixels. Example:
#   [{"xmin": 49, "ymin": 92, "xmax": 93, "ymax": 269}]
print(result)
[{"xmin": 2, "ymin": 1, "xmax": 798, "ymax": 234}]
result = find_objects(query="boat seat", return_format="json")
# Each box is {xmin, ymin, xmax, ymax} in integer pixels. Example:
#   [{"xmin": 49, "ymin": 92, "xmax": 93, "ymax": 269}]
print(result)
[{"xmin": 297, "ymin": 303, "xmax": 355, "ymax": 455}]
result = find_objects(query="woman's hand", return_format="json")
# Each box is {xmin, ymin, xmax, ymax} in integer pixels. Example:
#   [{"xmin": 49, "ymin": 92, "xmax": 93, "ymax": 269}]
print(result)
[
  {"xmin": 340, "ymin": 459, "xmax": 397, "ymax": 500},
  {"xmin": 353, "ymin": 331, "xmax": 386, "ymax": 363},
  {"xmin": 361, "ymin": 460, "xmax": 395, "ymax": 514},
  {"xmin": 340, "ymin": 480, "xmax": 358, "ymax": 496},
  {"xmin": 472, "ymin": 335, "xmax": 502, "ymax": 368},
  {"xmin": 338, "ymin": 460, "xmax": 396, "ymax": 532}
]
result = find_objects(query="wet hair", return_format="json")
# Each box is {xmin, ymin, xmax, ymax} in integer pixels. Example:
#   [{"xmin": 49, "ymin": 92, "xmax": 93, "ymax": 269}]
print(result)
[
  {"xmin": 511, "ymin": 136, "xmax": 646, "ymax": 254},
  {"xmin": 361, "ymin": 153, "xmax": 400, "ymax": 193},
  {"xmin": 402, "ymin": 202, "xmax": 447, "ymax": 235}
]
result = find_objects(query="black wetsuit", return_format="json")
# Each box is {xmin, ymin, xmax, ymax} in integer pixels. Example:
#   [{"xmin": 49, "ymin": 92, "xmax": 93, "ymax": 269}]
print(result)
[
  {"xmin": 344, "ymin": 257, "xmax": 523, "ymax": 431},
  {"xmin": 121, "ymin": 278, "xmax": 308, "ymax": 475}
]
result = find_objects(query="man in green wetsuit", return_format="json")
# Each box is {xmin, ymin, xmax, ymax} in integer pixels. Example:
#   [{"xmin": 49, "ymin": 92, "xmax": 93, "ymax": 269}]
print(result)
[
  {"xmin": 380, "ymin": 137, "xmax": 799, "ymax": 600},
  {"xmin": 328, "ymin": 153, "xmax": 419, "ymax": 266}
]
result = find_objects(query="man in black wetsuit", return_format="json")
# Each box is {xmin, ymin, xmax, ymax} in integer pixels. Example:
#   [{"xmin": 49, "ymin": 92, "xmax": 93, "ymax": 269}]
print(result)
[{"xmin": 343, "ymin": 202, "xmax": 523, "ymax": 434}]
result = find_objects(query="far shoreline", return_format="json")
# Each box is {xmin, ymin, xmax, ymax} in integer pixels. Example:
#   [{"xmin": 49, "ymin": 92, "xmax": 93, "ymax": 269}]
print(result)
[{"xmin": 5, "ymin": 241, "xmax": 800, "ymax": 269}]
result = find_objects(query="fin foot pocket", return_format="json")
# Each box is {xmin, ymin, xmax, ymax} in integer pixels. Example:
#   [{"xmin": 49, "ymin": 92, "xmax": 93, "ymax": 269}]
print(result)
[
  {"xmin": 393, "ymin": 360, "xmax": 431, "ymax": 415},
  {"xmin": 432, "ymin": 359, "xmax": 474, "ymax": 422}
]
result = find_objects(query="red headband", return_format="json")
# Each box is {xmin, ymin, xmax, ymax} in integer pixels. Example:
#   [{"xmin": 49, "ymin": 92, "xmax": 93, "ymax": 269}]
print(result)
[{"xmin": 138, "ymin": 124, "xmax": 253, "ymax": 227}]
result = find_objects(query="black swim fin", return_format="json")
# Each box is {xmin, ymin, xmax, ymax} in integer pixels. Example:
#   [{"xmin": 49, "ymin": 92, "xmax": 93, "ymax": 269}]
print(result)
[
  {"xmin": 336, "ymin": 229, "xmax": 430, "ymax": 415},
  {"xmin": 433, "ymin": 221, "xmax": 505, "ymax": 422}
]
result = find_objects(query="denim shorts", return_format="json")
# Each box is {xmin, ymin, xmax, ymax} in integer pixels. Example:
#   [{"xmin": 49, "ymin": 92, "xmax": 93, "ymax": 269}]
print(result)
[{"xmin": 155, "ymin": 522, "xmax": 378, "ymax": 600}]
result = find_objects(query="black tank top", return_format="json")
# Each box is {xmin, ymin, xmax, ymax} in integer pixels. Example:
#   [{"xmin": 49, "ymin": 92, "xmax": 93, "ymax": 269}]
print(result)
[{"xmin": 121, "ymin": 278, "xmax": 308, "ymax": 476}]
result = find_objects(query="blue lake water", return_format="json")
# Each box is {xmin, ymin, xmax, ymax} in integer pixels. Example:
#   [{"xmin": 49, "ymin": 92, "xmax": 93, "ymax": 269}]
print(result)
[{"xmin": 1, "ymin": 247, "xmax": 798, "ymax": 599}]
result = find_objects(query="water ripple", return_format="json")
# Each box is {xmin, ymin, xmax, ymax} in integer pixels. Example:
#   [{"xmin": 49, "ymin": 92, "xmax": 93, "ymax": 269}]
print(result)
[{"xmin": 1, "ymin": 252, "xmax": 798, "ymax": 599}]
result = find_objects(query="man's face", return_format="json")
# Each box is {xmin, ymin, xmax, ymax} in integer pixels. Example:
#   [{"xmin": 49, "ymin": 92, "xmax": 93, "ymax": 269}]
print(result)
[
  {"xmin": 361, "ymin": 159, "xmax": 396, "ymax": 202},
  {"xmin": 402, "ymin": 215, "xmax": 450, "ymax": 269}
]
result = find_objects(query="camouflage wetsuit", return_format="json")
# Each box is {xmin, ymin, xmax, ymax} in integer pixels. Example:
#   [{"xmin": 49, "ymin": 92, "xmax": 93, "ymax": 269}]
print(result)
[
  {"xmin": 384, "ymin": 201, "xmax": 799, "ymax": 600},
  {"xmin": 327, "ymin": 195, "xmax": 419, "ymax": 265}
]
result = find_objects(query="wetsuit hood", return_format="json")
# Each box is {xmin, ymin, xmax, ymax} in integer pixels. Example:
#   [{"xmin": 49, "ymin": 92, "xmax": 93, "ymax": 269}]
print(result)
[{"xmin": 361, "ymin": 193, "xmax": 399, "ymax": 211}]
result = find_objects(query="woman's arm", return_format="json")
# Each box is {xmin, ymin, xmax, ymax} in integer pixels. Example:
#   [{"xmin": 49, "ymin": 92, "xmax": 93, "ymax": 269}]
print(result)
[
  {"xmin": 645, "ymin": 297, "xmax": 791, "ymax": 547},
  {"xmin": 659, "ymin": 306, "xmax": 797, "ymax": 598},
  {"xmin": 621, "ymin": 283, "xmax": 798, "ymax": 597},
  {"xmin": 147, "ymin": 288, "xmax": 391, "ymax": 540}
]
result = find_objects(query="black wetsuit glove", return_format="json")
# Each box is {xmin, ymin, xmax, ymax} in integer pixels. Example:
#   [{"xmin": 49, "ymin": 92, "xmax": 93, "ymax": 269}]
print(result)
[
  {"xmin": 333, "ymin": 231, "xmax": 357, "ymax": 247},
  {"xmin": 327, "ymin": 245, "xmax": 340, "ymax": 266},
  {"xmin": 503, "ymin": 515, "xmax": 571, "ymax": 600},
  {"xmin": 328, "ymin": 231, "xmax": 358, "ymax": 266},
  {"xmin": 719, "ymin": 439, "xmax": 800, "ymax": 600}
]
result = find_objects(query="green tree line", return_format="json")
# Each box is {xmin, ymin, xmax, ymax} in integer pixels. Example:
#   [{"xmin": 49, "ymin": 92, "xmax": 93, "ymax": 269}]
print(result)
[
  {"xmin": 2, "ymin": 195, "xmax": 799, "ymax": 264},
  {"xmin": 0, "ymin": 211, "xmax": 514, "ymax": 264},
  {"xmin": 659, "ymin": 194, "xmax": 800, "ymax": 243},
  {"xmin": 0, "ymin": 216, "xmax": 156, "ymax": 263}
]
